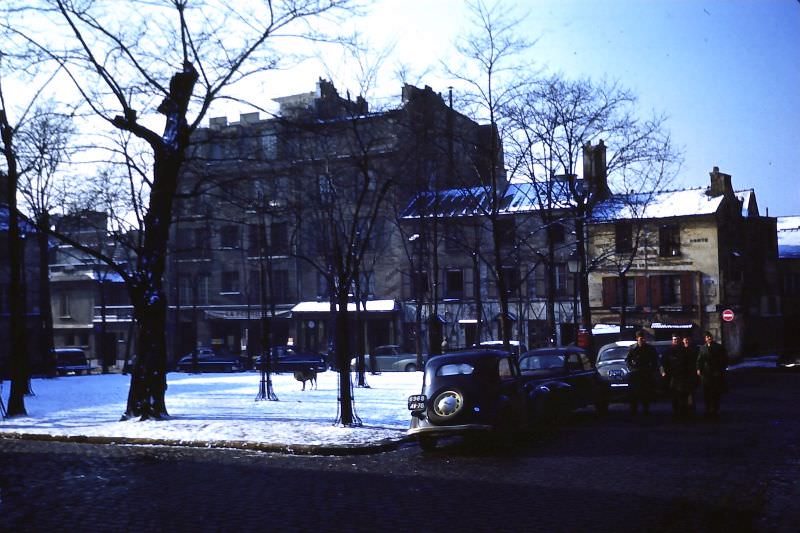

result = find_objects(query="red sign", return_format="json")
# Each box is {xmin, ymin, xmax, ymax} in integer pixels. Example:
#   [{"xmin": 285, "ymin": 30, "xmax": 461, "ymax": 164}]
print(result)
[{"xmin": 722, "ymin": 309, "xmax": 735, "ymax": 322}]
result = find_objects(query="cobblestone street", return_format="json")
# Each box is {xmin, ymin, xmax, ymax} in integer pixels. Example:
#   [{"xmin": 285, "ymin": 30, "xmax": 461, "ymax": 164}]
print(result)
[{"xmin": 1, "ymin": 366, "xmax": 798, "ymax": 532}]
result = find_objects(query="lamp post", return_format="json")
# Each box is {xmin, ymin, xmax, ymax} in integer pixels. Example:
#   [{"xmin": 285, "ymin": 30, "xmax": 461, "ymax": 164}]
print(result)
[{"xmin": 566, "ymin": 249, "xmax": 580, "ymax": 341}]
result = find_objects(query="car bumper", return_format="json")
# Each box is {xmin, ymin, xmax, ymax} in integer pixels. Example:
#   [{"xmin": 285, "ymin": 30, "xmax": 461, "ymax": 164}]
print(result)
[{"xmin": 407, "ymin": 423, "xmax": 495, "ymax": 438}]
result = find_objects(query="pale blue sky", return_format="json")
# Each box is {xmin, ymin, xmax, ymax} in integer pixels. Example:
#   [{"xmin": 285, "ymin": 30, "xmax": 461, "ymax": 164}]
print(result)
[{"xmin": 222, "ymin": 0, "xmax": 800, "ymax": 216}]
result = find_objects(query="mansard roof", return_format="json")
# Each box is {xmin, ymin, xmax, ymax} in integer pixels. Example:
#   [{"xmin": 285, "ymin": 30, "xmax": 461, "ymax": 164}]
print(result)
[{"xmin": 402, "ymin": 180, "xmax": 577, "ymax": 218}]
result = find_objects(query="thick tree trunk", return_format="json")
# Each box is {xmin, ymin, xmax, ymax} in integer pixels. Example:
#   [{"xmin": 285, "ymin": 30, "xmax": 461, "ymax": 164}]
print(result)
[
  {"xmin": 123, "ymin": 281, "xmax": 169, "ymax": 420},
  {"xmin": 2, "ymin": 112, "xmax": 28, "ymax": 416}
]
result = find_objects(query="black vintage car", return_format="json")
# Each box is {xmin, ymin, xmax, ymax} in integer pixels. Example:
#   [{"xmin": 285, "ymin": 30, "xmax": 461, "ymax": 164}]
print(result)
[
  {"xmin": 407, "ymin": 349, "xmax": 532, "ymax": 450},
  {"xmin": 176, "ymin": 348, "xmax": 243, "ymax": 373},
  {"xmin": 253, "ymin": 345, "xmax": 327, "ymax": 374},
  {"xmin": 517, "ymin": 347, "xmax": 611, "ymax": 419}
]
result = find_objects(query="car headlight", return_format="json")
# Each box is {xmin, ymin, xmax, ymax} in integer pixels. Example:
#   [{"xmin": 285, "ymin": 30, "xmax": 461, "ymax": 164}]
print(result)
[{"xmin": 432, "ymin": 390, "xmax": 463, "ymax": 418}]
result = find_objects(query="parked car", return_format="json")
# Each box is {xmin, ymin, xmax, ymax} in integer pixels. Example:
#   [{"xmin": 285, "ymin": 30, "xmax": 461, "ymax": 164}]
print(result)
[
  {"xmin": 476, "ymin": 340, "xmax": 528, "ymax": 357},
  {"xmin": 407, "ymin": 349, "xmax": 534, "ymax": 451},
  {"xmin": 253, "ymin": 345, "xmax": 327, "ymax": 374},
  {"xmin": 363, "ymin": 345, "xmax": 424, "ymax": 372},
  {"xmin": 517, "ymin": 346, "xmax": 611, "ymax": 418},
  {"xmin": 176, "ymin": 349, "xmax": 243, "ymax": 373},
  {"xmin": 595, "ymin": 340, "xmax": 674, "ymax": 399},
  {"xmin": 54, "ymin": 348, "xmax": 95, "ymax": 376}
]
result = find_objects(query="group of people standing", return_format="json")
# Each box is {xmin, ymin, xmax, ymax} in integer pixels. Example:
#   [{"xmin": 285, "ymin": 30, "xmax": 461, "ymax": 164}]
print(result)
[{"xmin": 625, "ymin": 330, "xmax": 729, "ymax": 419}]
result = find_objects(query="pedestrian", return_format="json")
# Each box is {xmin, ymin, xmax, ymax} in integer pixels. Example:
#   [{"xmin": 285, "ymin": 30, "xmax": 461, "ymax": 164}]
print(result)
[
  {"xmin": 681, "ymin": 335, "xmax": 699, "ymax": 416},
  {"xmin": 625, "ymin": 330, "xmax": 660, "ymax": 415},
  {"xmin": 696, "ymin": 331, "xmax": 729, "ymax": 418},
  {"xmin": 662, "ymin": 334, "xmax": 696, "ymax": 419}
]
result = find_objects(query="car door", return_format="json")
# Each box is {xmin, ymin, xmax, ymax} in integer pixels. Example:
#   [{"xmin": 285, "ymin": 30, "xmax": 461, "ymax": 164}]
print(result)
[
  {"xmin": 564, "ymin": 351, "xmax": 591, "ymax": 408},
  {"xmin": 498, "ymin": 356, "xmax": 525, "ymax": 427}
]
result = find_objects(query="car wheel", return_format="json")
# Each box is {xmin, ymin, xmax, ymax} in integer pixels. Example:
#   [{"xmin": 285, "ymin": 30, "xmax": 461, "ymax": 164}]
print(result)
[
  {"xmin": 427, "ymin": 388, "xmax": 465, "ymax": 424},
  {"xmin": 418, "ymin": 435, "xmax": 437, "ymax": 451},
  {"xmin": 404, "ymin": 363, "xmax": 417, "ymax": 372}
]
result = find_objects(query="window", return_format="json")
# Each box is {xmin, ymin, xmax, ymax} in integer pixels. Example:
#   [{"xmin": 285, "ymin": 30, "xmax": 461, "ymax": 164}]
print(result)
[
  {"xmin": 220, "ymin": 225, "xmax": 240, "ymax": 248},
  {"xmin": 660, "ymin": 275, "xmax": 681, "ymax": 305},
  {"xmin": 496, "ymin": 218, "xmax": 516, "ymax": 247},
  {"xmin": 221, "ymin": 271, "xmax": 240, "ymax": 293},
  {"xmin": 554, "ymin": 263, "xmax": 569, "ymax": 297},
  {"xmin": 259, "ymin": 133, "xmax": 277, "ymax": 160},
  {"xmin": 196, "ymin": 274, "xmax": 210, "ymax": 304},
  {"xmin": 659, "ymin": 224, "xmax": 681, "ymax": 257},
  {"xmin": 179, "ymin": 276, "xmax": 193, "ymax": 303},
  {"xmin": 501, "ymin": 266, "xmax": 519, "ymax": 296},
  {"xmin": 444, "ymin": 269, "xmax": 464, "ymax": 299},
  {"xmin": 194, "ymin": 227, "xmax": 211, "ymax": 258},
  {"xmin": 412, "ymin": 270, "xmax": 429, "ymax": 296},
  {"xmin": 248, "ymin": 224, "xmax": 261, "ymax": 256},
  {"xmin": 59, "ymin": 294, "xmax": 71, "ymax": 318},
  {"xmin": 270, "ymin": 222, "xmax": 288, "ymax": 254},
  {"xmin": 615, "ymin": 221, "xmax": 632, "ymax": 253},
  {"xmin": 547, "ymin": 222, "xmax": 565, "ymax": 244},
  {"xmin": 498, "ymin": 357, "xmax": 515, "ymax": 378},
  {"xmin": 271, "ymin": 269, "xmax": 289, "ymax": 302}
]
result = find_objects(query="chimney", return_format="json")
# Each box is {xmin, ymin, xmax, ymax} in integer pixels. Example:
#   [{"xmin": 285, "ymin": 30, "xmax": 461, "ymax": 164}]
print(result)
[
  {"xmin": 583, "ymin": 139, "xmax": 608, "ymax": 198},
  {"xmin": 709, "ymin": 166, "xmax": 732, "ymax": 197},
  {"xmin": 209, "ymin": 116, "xmax": 228, "ymax": 129},
  {"xmin": 239, "ymin": 112, "xmax": 260, "ymax": 124}
]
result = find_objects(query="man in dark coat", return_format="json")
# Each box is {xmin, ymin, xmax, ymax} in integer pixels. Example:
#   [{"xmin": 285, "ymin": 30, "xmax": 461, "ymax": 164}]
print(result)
[
  {"xmin": 625, "ymin": 330, "xmax": 660, "ymax": 415},
  {"xmin": 696, "ymin": 331, "xmax": 729, "ymax": 417},
  {"xmin": 662, "ymin": 334, "xmax": 697, "ymax": 419}
]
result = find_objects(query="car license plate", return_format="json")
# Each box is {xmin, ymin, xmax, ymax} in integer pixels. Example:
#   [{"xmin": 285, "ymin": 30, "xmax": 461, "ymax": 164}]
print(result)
[{"xmin": 408, "ymin": 394, "xmax": 427, "ymax": 411}]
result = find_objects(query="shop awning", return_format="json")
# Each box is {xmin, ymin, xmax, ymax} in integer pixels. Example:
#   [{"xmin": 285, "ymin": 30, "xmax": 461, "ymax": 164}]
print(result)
[
  {"xmin": 291, "ymin": 299, "xmax": 397, "ymax": 314},
  {"xmin": 651, "ymin": 322, "xmax": 694, "ymax": 329},
  {"xmin": 204, "ymin": 309, "xmax": 291, "ymax": 320}
]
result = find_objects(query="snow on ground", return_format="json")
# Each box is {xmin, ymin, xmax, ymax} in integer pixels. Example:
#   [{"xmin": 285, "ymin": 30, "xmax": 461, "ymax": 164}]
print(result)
[{"xmin": 0, "ymin": 371, "xmax": 423, "ymax": 448}]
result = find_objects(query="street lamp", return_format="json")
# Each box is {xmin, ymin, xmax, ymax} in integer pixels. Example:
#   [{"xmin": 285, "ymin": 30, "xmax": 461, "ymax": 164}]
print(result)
[{"xmin": 566, "ymin": 249, "xmax": 580, "ymax": 339}]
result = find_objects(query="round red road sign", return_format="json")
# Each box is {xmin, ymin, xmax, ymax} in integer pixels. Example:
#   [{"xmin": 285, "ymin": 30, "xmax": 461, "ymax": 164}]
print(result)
[{"xmin": 722, "ymin": 309, "xmax": 735, "ymax": 322}]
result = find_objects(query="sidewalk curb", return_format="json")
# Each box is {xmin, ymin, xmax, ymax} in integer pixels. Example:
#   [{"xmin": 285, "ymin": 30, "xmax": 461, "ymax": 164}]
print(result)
[{"xmin": 0, "ymin": 431, "xmax": 415, "ymax": 456}]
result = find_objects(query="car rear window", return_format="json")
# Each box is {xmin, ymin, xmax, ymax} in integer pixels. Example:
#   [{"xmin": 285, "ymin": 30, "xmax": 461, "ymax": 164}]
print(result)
[
  {"xmin": 598, "ymin": 346, "xmax": 630, "ymax": 362},
  {"xmin": 519, "ymin": 355, "xmax": 564, "ymax": 371},
  {"xmin": 437, "ymin": 363, "xmax": 474, "ymax": 376}
]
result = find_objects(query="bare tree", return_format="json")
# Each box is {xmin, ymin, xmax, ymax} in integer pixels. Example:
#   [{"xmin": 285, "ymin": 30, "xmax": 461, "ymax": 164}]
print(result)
[
  {"xmin": 2, "ymin": 0, "xmax": 354, "ymax": 420},
  {"xmin": 444, "ymin": 0, "xmax": 533, "ymax": 349},
  {"xmin": 504, "ymin": 74, "xmax": 681, "ymax": 349},
  {"xmin": 15, "ymin": 102, "xmax": 75, "ymax": 377}
]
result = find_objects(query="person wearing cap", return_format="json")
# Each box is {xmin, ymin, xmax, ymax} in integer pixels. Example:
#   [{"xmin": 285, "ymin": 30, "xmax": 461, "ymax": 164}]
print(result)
[
  {"xmin": 696, "ymin": 331, "xmax": 729, "ymax": 417},
  {"xmin": 625, "ymin": 330, "xmax": 660, "ymax": 415}
]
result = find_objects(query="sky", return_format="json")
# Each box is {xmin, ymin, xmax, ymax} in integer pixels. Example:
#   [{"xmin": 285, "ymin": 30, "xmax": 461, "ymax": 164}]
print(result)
[
  {"xmin": 217, "ymin": 0, "xmax": 799, "ymax": 217},
  {"xmin": 0, "ymin": 357, "xmax": 771, "ymax": 449}
]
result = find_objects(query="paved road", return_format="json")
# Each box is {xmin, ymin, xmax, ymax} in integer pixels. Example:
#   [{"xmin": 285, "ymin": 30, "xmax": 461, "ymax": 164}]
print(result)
[{"xmin": 0, "ymin": 367, "xmax": 798, "ymax": 532}]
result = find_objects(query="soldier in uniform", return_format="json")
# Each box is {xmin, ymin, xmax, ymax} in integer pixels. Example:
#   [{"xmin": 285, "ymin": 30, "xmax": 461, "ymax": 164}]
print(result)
[
  {"xmin": 662, "ymin": 334, "xmax": 696, "ymax": 419},
  {"xmin": 696, "ymin": 331, "xmax": 729, "ymax": 417},
  {"xmin": 625, "ymin": 330, "xmax": 660, "ymax": 415}
]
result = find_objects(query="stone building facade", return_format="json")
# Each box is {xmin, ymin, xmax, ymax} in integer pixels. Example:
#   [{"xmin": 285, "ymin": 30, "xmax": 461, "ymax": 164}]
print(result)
[{"xmin": 587, "ymin": 167, "xmax": 781, "ymax": 357}]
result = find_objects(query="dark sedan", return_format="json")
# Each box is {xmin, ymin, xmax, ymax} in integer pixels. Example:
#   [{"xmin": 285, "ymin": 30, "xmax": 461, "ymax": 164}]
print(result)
[
  {"xmin": 176, "ymin": 350, "xmax": 243, "ymax": 373},
  {"xmin": 408, "ymin": 349, "xmax": 532, "ymax": 450},
  {"xmin": 518, "ymin": 346, "xmax": 611, "ymax": 418},
  {"xmin": 253, "ymin": 345, "xmax": 327, "ymax": 374},
  {"xmin": 595, "ymin": 340, "xmax": 674, "ymax": 400}
]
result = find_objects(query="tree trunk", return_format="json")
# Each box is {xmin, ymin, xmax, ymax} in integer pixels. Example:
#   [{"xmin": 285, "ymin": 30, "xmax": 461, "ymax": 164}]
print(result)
[
  {"xmin": 335, "ymin": 288, "xmax": 355, "ymax": 425},
  {"xmin": 37, "ymin": 214, "xmax": 56, "ymax": 378},
  {"xmin": 2, "ymin": 112, "xmax": 28, "ymax": 416}
]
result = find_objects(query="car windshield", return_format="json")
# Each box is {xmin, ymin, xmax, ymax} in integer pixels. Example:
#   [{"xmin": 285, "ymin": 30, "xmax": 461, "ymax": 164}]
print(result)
[
  {"xmin": 598, "ymin": 346, "xmax": 631, "ymax": 362},
  {"xmin": 519, "ymin": 354, "xmax": 564, "ymax": 371}
]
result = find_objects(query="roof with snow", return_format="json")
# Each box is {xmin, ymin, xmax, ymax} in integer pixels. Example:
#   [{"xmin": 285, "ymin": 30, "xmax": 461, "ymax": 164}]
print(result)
[
  {"xmin": 777, "ymin": 216, "xmax": 800, "ymax": 259},
  {"xmin": 402, "ymin": 180, "xmax": 577, "ymax": 218},
  {"xmin": 592, "ymin": 187, "xmax": 760, "ymax": 222}
]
